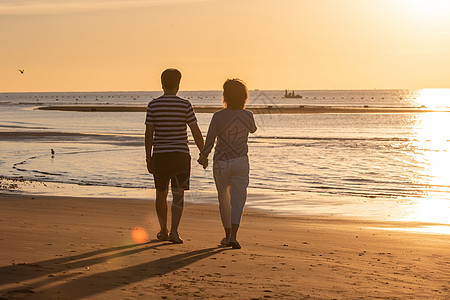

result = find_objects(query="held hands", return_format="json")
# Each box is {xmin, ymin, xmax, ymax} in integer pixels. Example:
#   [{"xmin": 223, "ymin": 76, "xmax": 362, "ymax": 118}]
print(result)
[
  {"xmin": 148, "ymin": 155, "xmax": 207, "ymax": 173},
  {"xmin": 197, "ymin": 153, "xmax": 208, "ymax": 169}
]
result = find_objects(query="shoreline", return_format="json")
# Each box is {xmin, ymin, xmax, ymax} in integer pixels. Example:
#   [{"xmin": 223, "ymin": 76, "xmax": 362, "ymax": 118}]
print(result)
[
  {"xmin": 1, "ymin": 193, "xmax": 449, "ymax": 299},
  {"xmin": 2, "ymin": 175, "xmax": 450, "ymax": 230},
  {"xmin": 35, "ymin": 105, "xmax": 450, "ymax": 114},
  {"xmin": 3, "ymin": 176, "xmax": 450, "ymax": 227}
]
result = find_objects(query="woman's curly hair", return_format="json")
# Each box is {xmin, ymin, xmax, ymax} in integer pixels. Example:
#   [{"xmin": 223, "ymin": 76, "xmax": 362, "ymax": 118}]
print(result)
[{"xmin": 222, "ymin": 78, "xmax": 248, "ymax": 109}]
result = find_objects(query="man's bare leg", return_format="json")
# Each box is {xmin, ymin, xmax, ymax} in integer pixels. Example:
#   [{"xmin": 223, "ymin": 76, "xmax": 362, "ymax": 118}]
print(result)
[
  {"xmin": 170, "ymin": 187, "xmax": 184, "ymax": 234},
  {"xmin": 155, "ymin": 189, "xmax": 169, "ymax": 234}
]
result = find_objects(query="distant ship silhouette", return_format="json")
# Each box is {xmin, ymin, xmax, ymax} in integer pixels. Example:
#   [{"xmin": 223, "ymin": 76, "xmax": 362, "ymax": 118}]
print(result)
[{"xmin": 284, "ymin": 90, "xmax": 302, "ymax": 98}]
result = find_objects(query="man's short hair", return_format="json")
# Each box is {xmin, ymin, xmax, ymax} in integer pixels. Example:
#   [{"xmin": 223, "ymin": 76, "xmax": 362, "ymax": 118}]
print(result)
[
  {"xmin": 223, "ymin": 78, "xmax": 248, "ymax": 109},
  {"xmin": 161, "ymin": 68, "xmax": 182, "ymax": 89}
]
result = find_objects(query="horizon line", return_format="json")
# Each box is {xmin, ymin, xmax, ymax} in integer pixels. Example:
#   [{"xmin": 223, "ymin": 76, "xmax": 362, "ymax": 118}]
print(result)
[{"xmin": 1, "ymin": 87, "xmax": 450, "ymax": 94}]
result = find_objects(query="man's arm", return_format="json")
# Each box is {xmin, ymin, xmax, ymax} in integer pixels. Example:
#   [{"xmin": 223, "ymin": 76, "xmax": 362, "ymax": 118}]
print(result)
[
  {"xmin": 145, "ymin": 124, "xmax": 155, "ymax": 173},
  {"xmin": 188, "ymin": 122, "xmax": 207, "ymax": 169},
  {"xmin": 189, "ymin": 122, "xmax": 204, "ymax": 153}
]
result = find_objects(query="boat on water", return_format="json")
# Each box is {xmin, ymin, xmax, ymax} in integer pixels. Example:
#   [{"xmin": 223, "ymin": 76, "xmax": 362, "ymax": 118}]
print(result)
[{"xmin": 284, "ymin": 90, "xmax": 302, "ymax": 98}]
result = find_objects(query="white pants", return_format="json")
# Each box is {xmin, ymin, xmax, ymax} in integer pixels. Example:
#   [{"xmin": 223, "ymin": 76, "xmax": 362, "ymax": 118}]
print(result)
[{"xmin": 213, "ymin": 157, "xmax": 249, "ymax": 228}]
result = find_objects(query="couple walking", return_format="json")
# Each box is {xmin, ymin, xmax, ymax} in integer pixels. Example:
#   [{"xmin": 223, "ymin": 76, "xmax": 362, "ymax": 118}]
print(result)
[{"xmin": 145, "ymin": 68, "xmax": 257, "ymax": 249}]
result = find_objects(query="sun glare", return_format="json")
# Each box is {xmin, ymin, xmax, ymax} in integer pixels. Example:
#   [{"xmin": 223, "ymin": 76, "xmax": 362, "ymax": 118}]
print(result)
[
  {"xmin": 404, "ymin": 0, "xmax": 450, "ymax": 18},
  {"xmin": 415, "ymin": 89, "xmax": 450, "ymax": 110},
  {"xmin": 404, "ymin": 113, "xmax": 450, "ymax": 224}
]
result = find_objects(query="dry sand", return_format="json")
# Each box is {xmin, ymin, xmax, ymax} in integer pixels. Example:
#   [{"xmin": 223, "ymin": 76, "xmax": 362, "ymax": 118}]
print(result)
[{"xmin": 0, "ymin": 193, "xmax": 449, "ymax": 299}]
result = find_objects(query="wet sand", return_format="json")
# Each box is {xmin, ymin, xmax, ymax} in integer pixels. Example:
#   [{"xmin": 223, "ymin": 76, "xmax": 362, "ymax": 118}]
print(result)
[
  {"xmin": 36, "ymin": 105, "xmax": 450, "ymax": 114},
  {"xmin": 0, "ymin": 193, "xmax": 449, "ymax": 299}
]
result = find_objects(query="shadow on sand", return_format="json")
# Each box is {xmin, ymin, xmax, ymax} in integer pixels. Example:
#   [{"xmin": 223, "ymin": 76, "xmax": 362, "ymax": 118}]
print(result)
[{"xmin": 0, "ymin": 240, "xmax": 229, "ymax": 298}]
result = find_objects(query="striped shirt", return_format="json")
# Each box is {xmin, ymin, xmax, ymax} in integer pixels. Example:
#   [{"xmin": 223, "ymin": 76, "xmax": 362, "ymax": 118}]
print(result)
[{"xmin": 145, "ymin": 95, "xmax": 197, "ymax": 154}]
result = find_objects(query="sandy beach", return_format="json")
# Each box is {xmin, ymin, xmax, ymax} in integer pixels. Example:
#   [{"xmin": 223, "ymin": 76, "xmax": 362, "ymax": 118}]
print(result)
[
  {"xmin": 3, "ymin": 0, "xmax": 450, "ymax": 297},
  {"xmin": 0, "ymin": 193, "xmax": 449, "ymax": 299}
]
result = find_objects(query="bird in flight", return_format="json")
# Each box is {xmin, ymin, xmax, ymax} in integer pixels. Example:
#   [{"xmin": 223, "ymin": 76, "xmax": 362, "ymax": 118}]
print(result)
[{"xmin": 18, "ymin": 69, "xmax": 24, "ymax": 74}]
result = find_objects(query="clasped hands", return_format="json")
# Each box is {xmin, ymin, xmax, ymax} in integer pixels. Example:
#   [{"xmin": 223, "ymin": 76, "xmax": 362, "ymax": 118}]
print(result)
[
  {"xmin": 146, "ymin": 153, "xmax": 208, "ymax": 174},
  {"xmin": 198, "ymin": 153, "xmax": 208, "ymax": 169}
]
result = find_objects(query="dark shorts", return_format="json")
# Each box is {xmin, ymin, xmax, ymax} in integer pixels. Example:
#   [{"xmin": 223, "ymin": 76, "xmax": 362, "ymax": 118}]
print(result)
[{"xmin": 152, "ymin": 152, "xmax": 191, "ymax": 191}]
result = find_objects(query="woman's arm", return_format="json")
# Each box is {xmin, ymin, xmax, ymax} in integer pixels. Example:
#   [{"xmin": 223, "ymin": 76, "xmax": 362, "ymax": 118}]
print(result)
[
  {"xmin": 249, "ymin": 111, "xmax": 257, "ymax": 133},
  {"xmin": 198, "ymin": 115, "xmax": 217, "ymax": 169}
]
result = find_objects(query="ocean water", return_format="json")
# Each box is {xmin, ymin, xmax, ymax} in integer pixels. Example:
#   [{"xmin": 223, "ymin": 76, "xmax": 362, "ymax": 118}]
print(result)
[{"xmin": 1, "ymin": 89, "xmax": 450, "ymax": 225}]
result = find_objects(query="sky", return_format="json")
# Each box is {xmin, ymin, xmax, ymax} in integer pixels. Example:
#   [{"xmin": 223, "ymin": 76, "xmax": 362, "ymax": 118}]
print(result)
[{"xmin": 1, "ymin": 0, "xmax": 450, "ymax": 92}]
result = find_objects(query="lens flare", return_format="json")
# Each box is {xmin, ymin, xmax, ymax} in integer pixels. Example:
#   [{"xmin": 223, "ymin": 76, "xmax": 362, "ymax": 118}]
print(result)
[{"xmin": 131, "ymin": 226, "xmax": 149, "ymax": 244}]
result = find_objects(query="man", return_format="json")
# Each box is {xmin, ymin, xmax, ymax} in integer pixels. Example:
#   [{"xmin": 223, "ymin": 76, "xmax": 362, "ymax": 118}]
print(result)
[{"xmin": 145, "ymin": 68, "xmax": 205, "ymax": 244}]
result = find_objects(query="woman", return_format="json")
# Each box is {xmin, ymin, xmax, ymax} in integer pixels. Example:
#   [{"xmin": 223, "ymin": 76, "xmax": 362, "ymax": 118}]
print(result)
[{"xmin": 198, "ymin": 79, "xmax": 257, "ymax": 249}]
